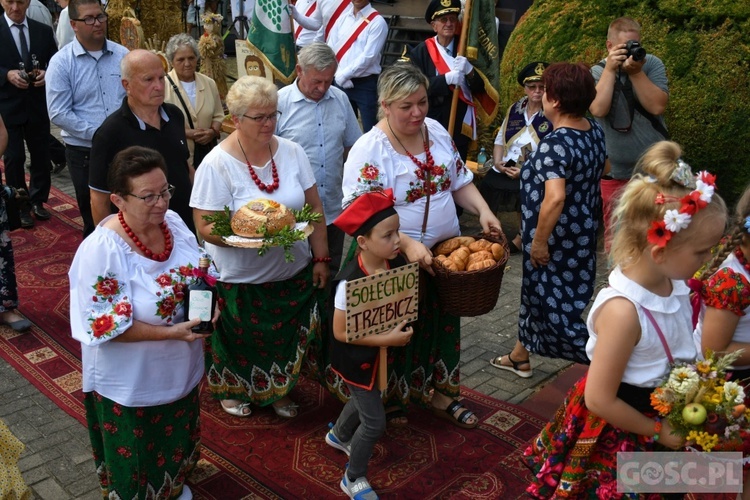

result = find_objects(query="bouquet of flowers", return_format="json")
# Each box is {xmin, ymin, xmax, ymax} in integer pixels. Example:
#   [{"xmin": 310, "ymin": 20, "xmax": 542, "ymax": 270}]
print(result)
[{"xmin": 650, "ymin": 350, "xmax": 750, "ymax": 451}]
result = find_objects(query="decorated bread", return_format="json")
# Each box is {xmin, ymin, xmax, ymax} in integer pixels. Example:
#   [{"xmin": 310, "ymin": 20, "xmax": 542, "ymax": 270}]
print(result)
[{"xmin": 230, "ymin": 199, "xmax": 296, "ymax": 237}]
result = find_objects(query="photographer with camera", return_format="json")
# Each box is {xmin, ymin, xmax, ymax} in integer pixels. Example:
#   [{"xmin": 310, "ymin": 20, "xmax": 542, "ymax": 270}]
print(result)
[{"xmin": 590, "ymin": 16, "xmax": 669, "ymax": 250}]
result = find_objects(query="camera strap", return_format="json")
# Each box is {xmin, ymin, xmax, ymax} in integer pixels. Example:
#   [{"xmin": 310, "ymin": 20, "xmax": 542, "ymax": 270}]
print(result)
[{"xmin": 596, "ymin": 62, "xmax": 670, "ymax": 140}]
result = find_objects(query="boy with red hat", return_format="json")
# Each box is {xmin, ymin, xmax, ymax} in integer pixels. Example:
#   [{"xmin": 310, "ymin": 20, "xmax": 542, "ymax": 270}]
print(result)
[{"xmin": 326, "ymin": 188, "xmax": 414, "ymax": 500}]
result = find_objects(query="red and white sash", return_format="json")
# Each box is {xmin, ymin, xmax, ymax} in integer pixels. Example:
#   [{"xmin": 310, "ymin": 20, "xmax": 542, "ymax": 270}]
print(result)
[
  {"xmin": 425, "ymin": 36, "xmax": 476, "ymax": 139},
  {"xmin": 294, "ymin": 1, "xmax": 318, "ymax": 41},
  {"xmin": 326, "ymin": 2, "xmax": 381, "ymax": 63}
]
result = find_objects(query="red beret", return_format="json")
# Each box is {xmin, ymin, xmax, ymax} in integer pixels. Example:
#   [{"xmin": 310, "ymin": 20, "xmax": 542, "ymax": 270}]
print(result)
[{"xmin": 334, "ymin": 188, "xmax": 397, "ymax": 237}]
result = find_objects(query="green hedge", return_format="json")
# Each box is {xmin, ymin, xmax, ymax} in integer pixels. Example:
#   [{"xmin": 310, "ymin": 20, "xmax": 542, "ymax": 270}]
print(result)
[{"xmin": 496, "ymin": 0, "xmax": 750, "ymax": 205}]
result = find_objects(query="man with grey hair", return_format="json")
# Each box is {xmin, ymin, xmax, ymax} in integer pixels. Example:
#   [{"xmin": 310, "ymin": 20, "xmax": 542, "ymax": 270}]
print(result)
[
  {"xmin": 276, "ymin": 42, "xmax": 361, "ymax": 273},
  {"xmin": 46, "ymin": 0, "xmax": 127, "ymax": 237},
  {"xmin": 89, "ymin": 49, "xmax": 195, "ymax": 233}
]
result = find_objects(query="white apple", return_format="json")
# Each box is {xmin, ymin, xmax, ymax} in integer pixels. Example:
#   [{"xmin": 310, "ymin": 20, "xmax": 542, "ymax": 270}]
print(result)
[{"xmin": 682, "ymin": 403, "xmax": 708, "ymax": 425}]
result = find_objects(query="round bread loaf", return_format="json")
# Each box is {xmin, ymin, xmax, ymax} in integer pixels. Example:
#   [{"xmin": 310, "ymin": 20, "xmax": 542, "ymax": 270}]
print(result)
[{"xmin": 230, "ymin": 199, "xmax": 296, "ymax": 237}]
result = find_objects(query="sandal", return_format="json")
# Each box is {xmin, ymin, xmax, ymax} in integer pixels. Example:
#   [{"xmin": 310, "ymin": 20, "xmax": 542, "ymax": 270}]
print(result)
[
  {"xmin": 432, "ymin": 400, "xmax": 478, "ymax": 429},
  {"xmin": 385, "ymin": 407, "xmax": 408, "ymax": 427},
  {"xmin": 490, "ymin": 353, "xmax": 533, "ymax": 378},
  {"xmin": 272, "ymin": 399, "xmax": 299, "ymax": 418},
  {"xmin": 220, "ymin": 400, "xmax": 252, "ymax": 417}
]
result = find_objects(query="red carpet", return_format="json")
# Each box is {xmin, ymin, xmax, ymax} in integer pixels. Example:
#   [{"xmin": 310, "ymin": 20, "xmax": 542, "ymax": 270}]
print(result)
[{"xmin": 0, "ymin": 187, "xmax": 544, "ymax": 499}]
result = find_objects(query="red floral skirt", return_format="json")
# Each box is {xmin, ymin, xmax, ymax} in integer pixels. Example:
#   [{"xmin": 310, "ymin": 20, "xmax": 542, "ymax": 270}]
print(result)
[{"xmin": 522, "ymin": 374, "xmax": 660, "ymax": 499}]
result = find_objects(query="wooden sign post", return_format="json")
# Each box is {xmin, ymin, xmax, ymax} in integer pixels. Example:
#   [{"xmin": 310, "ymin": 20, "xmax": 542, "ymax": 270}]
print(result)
[{"xmin": 345, "ymin": 263, "xmax": 419, "ymax": 390}]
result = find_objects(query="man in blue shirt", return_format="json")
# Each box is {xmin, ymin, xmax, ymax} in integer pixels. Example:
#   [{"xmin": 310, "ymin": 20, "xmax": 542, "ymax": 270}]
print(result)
[
  {"xmin": 46, "ymin": 0, "xmax": 127, "ymax": 237},
  {"xmin": 276, "ymin": 42, "xmax": 361, "ymax": 274}
]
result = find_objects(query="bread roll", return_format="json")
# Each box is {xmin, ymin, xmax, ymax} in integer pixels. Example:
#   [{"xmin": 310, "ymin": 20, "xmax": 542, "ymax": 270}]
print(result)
[
  {"xmin": 434, "ymin": 238, "xmax": 462, "ymax": 256},
  {"xmin": 448, "ymin": 246, "xmax": 470, "ymax": 271},
  {"xmin": 467, "ymin": 259, "xmax": 496, "ymax": 271},
  {"xmin": 439, "ymin": 257, "xmax": 459, "ymax": 271},
  {"xmin": 468, "ymin": 238, "xmax": 493, "ymax": 253},
  {"xmin": 455, "ymin": 236, "xmax": 476, "ymax": 246},
  {"xmin": 468, "ymin": 250, "xmax": 494, "ymax": 266},
  {"xmin": 490, "ymin": 243, "xmax": 505, "ymax": 261},
  {"xmin": 230, "ymin": 199, "xmax": 296, "ymax": 237}
]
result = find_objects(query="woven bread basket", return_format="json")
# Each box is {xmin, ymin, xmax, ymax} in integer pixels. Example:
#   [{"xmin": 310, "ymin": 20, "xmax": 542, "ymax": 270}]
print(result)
[{"xmin": 431, "ymin": 232, "xmax": 510, "ymax": 317}]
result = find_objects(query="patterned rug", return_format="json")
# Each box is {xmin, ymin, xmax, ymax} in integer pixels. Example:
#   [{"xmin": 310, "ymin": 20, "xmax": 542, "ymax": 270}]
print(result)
[{"xmin": 0, "ymin": 187, "xmax": 544, "ymax": 499}]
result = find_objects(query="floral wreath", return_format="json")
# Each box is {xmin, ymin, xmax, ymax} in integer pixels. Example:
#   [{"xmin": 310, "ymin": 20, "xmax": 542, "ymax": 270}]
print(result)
[{"xmin": 647, "ymin": 163, "xmax": 717, "ymax": 248}]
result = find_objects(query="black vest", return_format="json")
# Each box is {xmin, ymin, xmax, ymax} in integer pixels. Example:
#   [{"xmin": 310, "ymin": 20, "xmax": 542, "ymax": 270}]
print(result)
[{"xmin": 330, "ymin": 254, "xmax": 407, "ymax": 389}]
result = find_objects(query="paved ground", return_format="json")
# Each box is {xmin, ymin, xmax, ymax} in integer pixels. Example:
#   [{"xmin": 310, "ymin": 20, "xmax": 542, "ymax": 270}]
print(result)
[{"xmin": 0, "ymin": 126, "xmax": 606, "ymax": 499}]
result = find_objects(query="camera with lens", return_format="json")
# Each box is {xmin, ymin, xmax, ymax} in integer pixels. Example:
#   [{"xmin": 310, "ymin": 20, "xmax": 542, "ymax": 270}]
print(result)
[{"xmin": 625, "ymin": 40, "xmax": 646, "ymax": 62}]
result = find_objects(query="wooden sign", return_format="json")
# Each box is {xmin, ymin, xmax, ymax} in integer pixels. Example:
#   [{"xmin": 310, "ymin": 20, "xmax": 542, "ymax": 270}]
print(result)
[{"xmin": 345, "ymin": 263, "xmax": 419, "ymax": 343}]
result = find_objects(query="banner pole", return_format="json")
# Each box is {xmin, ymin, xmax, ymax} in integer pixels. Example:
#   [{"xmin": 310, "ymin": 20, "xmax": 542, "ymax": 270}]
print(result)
[{"xmin": 447, "ymin": 0, "xmax": 472, "ymax": 137}]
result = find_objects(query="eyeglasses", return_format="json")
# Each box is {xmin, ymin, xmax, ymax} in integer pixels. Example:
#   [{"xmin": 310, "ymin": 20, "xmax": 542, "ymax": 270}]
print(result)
[
  {"xmin": 242, "ymin": 111, "xmax": 282, "ymax": 124},
  {"xmin": 71, "ymin": 13, "xmax": 108, "ymax": 25},
  {"xmin": 524, "ymin": 84, "xmax": 545, "ymax": 92},
  {"xmin": 127, "ymin": 185, "xmax": 175, "ymax": 206}
]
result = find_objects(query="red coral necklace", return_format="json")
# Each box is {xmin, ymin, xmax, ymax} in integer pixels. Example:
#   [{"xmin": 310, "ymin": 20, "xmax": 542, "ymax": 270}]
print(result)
[
  {"xmin": 237, "ymin": 139, "xmax": 279, "ymax": 193},
  {"xmin": 118, "ymin": 211, "xmax": 173, "ymax": 262},
  {"xmin": 387, "ymin": 120, "xmax": 434, "ymax": 173},
  {"xmin": 734, "ymin": 247, "xmax": 750, "ymax": 273}
]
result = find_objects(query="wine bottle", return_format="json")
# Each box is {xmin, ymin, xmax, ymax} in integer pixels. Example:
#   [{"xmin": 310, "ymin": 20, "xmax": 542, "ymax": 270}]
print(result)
[{"xmin": 185, "ymin": 257, "xmax": 216, "ymax": 333}]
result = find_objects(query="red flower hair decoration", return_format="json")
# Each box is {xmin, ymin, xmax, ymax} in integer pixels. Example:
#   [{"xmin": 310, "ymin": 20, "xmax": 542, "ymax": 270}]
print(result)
[{"xmin": 647, "ymin": 170, "xmax": 716, "ymax": 248}]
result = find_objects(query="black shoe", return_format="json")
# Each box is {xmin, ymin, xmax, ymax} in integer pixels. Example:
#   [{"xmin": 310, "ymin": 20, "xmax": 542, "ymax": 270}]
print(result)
[
  {"xmin": 51, "ymin": 161, "xmax": 66, "ymax": 174},
  {"xmin": 31, "ymin": 204, "xmax": 51, "ymax": 220},
  {"xmin": 19, "ymin": 211, "xmax": 34, "ymax": 228}
]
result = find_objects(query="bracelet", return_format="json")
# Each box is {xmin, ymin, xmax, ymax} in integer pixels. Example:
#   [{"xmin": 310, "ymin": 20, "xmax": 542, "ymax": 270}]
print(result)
[
  {"xmin": 312, "ymin": 256, "xmax": 331, "ymax": 263},
  {"xmin": 652, "ymin": 418, "xmax": 662, "ymax": 442}
]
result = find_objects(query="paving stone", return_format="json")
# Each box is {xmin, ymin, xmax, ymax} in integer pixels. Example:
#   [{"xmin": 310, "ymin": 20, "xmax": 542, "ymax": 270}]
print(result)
[{"xmin": 30, "ymin": 477, "xmax": 71, "ymax": 500}]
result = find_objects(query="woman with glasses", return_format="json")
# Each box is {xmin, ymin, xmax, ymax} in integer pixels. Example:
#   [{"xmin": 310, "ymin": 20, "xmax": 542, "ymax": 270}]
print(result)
[
  {"xmin": 69, "ymin": 146, "xmax": 217, "ymax": 499},
  {"xmin": 479, "ymin": 61, "xmax": 552, "ymax": 254},
  {"xmin": 490, "ymin": 62, "xmax": 606, "ymax": 377},
  {"xmin": 190, "ymin": 76, "xmax": 329, "ymax": 419},
  {"xmin": 164, "ymin": 33, "xmax": 224, "ymax": 170}
]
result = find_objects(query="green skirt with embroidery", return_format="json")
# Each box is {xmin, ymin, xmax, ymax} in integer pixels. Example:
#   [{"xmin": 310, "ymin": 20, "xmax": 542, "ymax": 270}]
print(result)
[
  {"xmin": 205, "ymin": 264, "xmax": 326, "ymax": 406},
  {"xmin": 84, "ymin": 386, "xmax": 200, "ymax": 500}
]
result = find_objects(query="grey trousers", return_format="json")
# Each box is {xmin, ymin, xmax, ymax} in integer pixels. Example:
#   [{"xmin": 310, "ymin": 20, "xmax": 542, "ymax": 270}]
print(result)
[{"xmin": 333, "ymin": 383, "xmax": 386, "ymax": 480}]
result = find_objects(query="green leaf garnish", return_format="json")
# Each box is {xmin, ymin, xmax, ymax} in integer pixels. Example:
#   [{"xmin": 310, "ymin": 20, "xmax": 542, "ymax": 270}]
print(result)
[{"xmin": 203, "ymin": 204, "xmax": 322, "ymax": 262}]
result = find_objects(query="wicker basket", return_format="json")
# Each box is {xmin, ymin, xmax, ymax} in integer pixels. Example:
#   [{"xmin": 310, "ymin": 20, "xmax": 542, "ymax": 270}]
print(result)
[{"xmin": 431, "ymin": 232, "xmax": 510, "ymax": 317}]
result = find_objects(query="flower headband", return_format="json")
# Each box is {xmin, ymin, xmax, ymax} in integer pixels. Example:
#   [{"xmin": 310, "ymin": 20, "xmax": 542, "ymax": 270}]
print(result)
[{"xmin": 647, "ymin": 166, "xmax": 717, "ymax": 248}]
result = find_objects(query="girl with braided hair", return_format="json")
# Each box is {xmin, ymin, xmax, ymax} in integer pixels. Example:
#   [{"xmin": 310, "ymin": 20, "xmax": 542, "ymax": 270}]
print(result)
[{"xmin": 694, "ymin": 186, "xmax": 750, "ymax": 383}]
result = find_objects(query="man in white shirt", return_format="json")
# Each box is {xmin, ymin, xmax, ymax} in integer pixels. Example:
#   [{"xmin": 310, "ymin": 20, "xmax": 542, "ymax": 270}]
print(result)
[
  {"xmin": 276, "ymin": 42, "xmax": 361, "ymax": 273},
  {"xmin": 291, "ymin": 0, "xmax": 322, "ymax": 50},
  {"xmin": 324, "ymin": 0, "xmax": 386, "ymax": 132},
  {"xmin": 46, "ymin": 0, "xmax": 127, "ymax": 237}
]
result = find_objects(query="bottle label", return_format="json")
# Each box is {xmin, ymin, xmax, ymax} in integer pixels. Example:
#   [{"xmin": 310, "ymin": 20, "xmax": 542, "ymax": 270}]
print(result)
[{"xmin": 188, "ymin": 290, "xmax": 213, "ymax": 321}]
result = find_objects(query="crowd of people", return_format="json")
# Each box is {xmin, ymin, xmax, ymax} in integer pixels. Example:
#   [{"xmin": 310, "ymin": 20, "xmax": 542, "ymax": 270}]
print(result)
[{"xmin": 3, "ymin": 0, "xmax": 747, "ymax": 498}]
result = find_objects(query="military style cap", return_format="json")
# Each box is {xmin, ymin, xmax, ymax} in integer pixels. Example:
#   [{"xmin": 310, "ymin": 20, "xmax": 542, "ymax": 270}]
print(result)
[
  {"xmin": 517, "ymin": 61, "xmax": 549, "ymax": 86},
  {"xmin": 425, "ymin": 0, "xmax": 461, "ymax": 23}
]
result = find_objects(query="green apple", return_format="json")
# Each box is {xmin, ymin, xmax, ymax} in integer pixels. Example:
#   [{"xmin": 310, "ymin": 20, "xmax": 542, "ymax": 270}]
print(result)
[{"xmin": 682, "ymin": 403, "xmax": 708, "ymax": 425}]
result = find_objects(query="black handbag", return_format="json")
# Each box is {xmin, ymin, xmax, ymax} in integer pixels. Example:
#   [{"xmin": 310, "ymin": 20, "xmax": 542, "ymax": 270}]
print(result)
[{"xmin": 166, "ymin": 74, "xmax": 217, "ymax": 169}]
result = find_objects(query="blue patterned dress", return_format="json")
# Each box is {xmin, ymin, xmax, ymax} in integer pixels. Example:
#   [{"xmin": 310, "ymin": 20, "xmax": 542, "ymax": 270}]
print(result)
[{"xmin": 518, "ymin": 120, "xmax": 606, "ymax": 363}]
